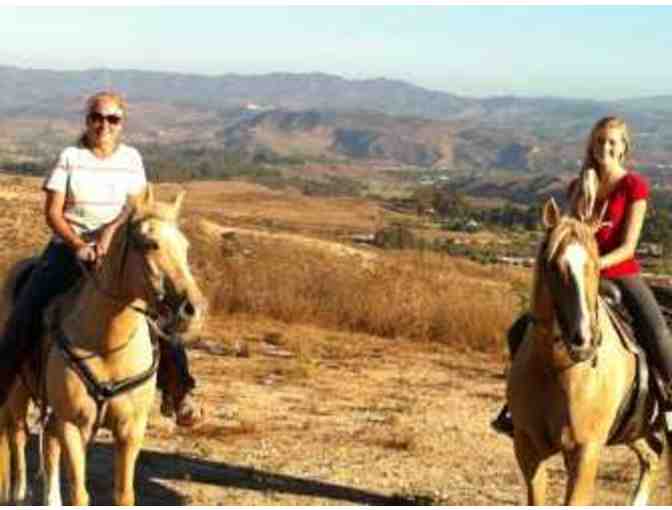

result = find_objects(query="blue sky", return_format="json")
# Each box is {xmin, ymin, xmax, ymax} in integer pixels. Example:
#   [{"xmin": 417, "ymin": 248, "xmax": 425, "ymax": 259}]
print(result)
[{"xmin": 1, "ymin": 6, "xmax": 671, "ymax": 100}]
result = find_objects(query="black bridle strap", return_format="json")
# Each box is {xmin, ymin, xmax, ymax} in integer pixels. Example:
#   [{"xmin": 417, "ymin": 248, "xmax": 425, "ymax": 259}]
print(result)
[{"xmin": 54, "ymin": 320, "xmax": 160, "ymax": 404}]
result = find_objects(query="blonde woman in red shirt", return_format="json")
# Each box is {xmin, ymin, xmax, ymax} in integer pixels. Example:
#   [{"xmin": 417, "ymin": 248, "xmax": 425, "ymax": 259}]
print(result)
[{"xmin": 493, "ymin": 116, "xmax": 672, "ymax": 436}]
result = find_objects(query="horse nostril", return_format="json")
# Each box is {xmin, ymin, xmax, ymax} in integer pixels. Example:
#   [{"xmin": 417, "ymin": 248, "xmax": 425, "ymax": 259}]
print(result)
[
  {"xmin": 571, "ymin": 333, "xmax": 585, "ymax": 347},
  {"xmin": 179, "ymin": 300, "xmax": 196, "ymax": 319}
]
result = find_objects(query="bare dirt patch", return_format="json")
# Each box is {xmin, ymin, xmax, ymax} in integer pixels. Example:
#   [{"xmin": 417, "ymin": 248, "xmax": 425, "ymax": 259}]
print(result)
[{"xmin": 17, "ymin": 315, "xmax": 660, "ymax": 505}]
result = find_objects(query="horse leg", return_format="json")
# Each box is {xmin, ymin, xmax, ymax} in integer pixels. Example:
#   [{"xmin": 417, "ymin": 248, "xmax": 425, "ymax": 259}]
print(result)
[
  {"xmin": 113, "ymin": 414, "xmax": 148, "ymax": 506},
  {"xmin": 42, "ymin": 415, "xmax": 62, "ymax": 506},
  {"xmin": 8, "ymin": 386, "xmax": 30, "ymax": 503},
  {"xmin": 513, "ymin": 430, "xmax": 548, "ymax": 505},
  {"xmin": 563, "ymin": 442, "xmax": 602, "ymax": 505},
  {"xmin": 628, "ymin": 436, "xmax": 663, "ymax": 506},
  {"xmin": 59, "ymin": 420, "xmax": 89, "ymax": 506}
]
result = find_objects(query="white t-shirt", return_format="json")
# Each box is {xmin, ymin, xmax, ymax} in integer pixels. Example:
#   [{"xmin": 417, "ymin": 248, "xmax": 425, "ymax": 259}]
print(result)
[{"xmin": 43, "ymin": 144, "xmax": 147, "ymax": 240}]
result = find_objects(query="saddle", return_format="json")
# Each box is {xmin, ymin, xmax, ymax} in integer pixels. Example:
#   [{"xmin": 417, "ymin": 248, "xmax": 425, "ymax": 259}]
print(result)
[{"xmin": 600, "ymin": 280, "xmax": 663, "ymax": 445}]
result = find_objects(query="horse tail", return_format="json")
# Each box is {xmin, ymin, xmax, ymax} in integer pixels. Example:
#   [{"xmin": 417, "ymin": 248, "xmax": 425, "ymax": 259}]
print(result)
[{"xmin": 0, "ymin": 407, "xmax": 12, "ymax": 503}]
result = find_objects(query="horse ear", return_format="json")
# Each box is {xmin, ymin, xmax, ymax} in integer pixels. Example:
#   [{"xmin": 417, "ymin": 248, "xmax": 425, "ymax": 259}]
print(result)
[
  {"xmin": 144, "ymin": 184, "xmax": 155, "ymax": 205},
  {"xmin": 542, "ymin": 198, "xmax": 561, "ymax": 229},
  {"xmin": 128, "ymin": 186, "xmax": 145, "ymax": 211},
  {"xmin": 173, "ymin": 191, "xmax": 186, "ymax": 216}
]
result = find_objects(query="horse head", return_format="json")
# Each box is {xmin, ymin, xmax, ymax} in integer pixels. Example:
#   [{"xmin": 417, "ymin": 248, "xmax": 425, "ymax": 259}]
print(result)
[
  {"xmin": 535, "ymin": 197, "xmax": 605, "ymax": 363},
  {"xmin": 122, "ymin": 185, "xmax": 208, "ymax": 339}
]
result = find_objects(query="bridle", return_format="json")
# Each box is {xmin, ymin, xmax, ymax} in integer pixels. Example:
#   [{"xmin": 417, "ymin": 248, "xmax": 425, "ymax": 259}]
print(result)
[
  {"xmin": 539, "ymin": 235, "xmax": 603, "ymax": 364},
  {"xmin": 77, "ymin": 216, "xmax": 190, "ymax": 340}
]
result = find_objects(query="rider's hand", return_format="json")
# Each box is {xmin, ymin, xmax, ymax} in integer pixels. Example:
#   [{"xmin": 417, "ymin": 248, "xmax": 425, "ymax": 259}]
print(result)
[{"xmin": 75, "ymin": 243, "xmax": 97, "ymax": 263}]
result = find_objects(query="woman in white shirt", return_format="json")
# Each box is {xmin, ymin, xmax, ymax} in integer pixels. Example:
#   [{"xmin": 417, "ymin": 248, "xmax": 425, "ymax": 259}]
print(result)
[{"xmin": 0, "ymin": 92, "xmax": 200, "ymax": 426}]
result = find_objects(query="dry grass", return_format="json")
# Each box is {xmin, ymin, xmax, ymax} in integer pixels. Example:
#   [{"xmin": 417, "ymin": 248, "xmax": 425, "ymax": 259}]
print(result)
[
  {"xmin": 185, "ymin": 218, "xmax": 522, "ymax": 353},
  {"xmin": 0, "ymin": 177, "xmax": 527, "ymax": 355}
]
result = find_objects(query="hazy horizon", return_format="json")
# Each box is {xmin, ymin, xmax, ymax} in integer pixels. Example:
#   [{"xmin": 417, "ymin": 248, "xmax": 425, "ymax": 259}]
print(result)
[{"xmin": 2, "ymin": 5, "xmax": 672, "ymax": 101}]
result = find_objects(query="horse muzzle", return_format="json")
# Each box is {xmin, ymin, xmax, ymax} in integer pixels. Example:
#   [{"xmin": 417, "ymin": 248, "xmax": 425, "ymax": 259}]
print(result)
[
  {"xmin": 174, "ymin": 294, "xmax": 208, "ymax": 338},
  {"xmin": 566, "ymin": 343, "xmax": 596, "ymax": 363},
  {"xmin": 564, "ymin": 331, "xmax": 598, "ymax": 363}
]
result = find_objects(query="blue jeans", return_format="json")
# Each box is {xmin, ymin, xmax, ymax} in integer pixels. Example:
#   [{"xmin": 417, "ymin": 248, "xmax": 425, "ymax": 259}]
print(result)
[{"xmin": 0, "ymin": 242, "xmax": 82, "ymax": 401}]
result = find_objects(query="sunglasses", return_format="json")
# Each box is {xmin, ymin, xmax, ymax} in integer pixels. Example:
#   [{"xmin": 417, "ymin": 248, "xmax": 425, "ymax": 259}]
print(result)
[{"xmin": 88, "ymin": 112, "xmax": 123, "ymax": 125}]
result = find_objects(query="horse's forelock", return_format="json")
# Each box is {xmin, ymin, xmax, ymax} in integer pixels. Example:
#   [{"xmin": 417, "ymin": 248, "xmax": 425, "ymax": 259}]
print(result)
[{"xmin": 544, "ymin": 219, "xmax": 597, "ymax": 266}]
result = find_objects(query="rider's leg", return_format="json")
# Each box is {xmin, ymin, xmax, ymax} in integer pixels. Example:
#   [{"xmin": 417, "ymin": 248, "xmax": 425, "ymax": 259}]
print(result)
[
  {"xmin": 612, "ymin": 275, "xmax": 672, "ymax": 426},
  {"xmin": 492, "ymin": 313, "xmax": 532, "ymax": 436},
  {"xmin": 0, "ymin": 242, "xmax": 81, "ymax": 406},
  {"xmin": 156, "ymin": 334, "xmax": 199, "ymax": 426}
]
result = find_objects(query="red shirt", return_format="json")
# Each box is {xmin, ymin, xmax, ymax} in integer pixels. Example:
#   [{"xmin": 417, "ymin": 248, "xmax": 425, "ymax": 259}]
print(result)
[{"xmin": 593, "ymin": 172, "xmax": 649, "ymax": 278}]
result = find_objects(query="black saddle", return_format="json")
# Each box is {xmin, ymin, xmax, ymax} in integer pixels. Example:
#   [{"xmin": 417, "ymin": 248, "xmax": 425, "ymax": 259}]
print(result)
[{"xmin": 599, "ymin": 285, "xmax": 663, "ymax": 445}]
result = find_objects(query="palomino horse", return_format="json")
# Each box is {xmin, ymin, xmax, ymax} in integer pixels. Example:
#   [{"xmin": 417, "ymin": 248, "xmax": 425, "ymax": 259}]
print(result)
[
  {"xmin": 0, "ymin": 185, "xmax": 207, "ymax": 505},
  {"xmin": 507, "ymin": 197, "xmax": 670, "ymax": 505}
]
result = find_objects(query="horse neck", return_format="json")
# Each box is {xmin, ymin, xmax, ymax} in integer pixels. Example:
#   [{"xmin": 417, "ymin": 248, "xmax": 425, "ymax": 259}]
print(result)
[{"xmin": 68, "ymin": 221, "xmax": 144, "ymax": 353}]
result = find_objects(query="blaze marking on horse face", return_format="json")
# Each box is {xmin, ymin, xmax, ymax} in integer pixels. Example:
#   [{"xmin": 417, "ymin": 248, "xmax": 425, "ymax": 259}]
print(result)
[{"xmin": 561, "ymin": 242, "xmax": 592, "ymax": 342}]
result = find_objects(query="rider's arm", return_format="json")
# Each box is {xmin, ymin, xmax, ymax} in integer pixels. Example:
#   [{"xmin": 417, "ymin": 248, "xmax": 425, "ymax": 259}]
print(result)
[
  {"xmin": 599, "ymin": 199, "xmax": 647, "ymax": 270},
  {"xmin": 45, "ymin": 190, "xmax": 88, "ymax": 252}
]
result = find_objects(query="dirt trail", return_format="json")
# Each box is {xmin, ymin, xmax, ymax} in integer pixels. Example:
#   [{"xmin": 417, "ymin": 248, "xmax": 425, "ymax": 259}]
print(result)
[
  {"xmin": 196, "ymin": 218, "xmax": 378, "ymax": 266},
  {"xmin": 19, "ymin": 316, "xmax": 662, "ymax": 505}
]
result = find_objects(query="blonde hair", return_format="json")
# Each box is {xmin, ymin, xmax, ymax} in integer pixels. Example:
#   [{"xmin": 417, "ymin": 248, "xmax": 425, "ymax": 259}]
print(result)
[
  {"xmin": 85, "ymin": 91, "xmax": 128, "ymax": 117},
  {"xmin": 582, "ymin": 116, "xmax": 631, "ymax": 176},
  {"xmin": 79, "ymin": 91, "xmax": 128, "ymax": 148}
]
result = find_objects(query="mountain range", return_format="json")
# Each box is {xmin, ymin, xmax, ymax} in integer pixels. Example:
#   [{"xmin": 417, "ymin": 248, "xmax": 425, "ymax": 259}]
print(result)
[{"xmin": 2, "ymin": 65, "xmax": 672, "ymax": 171}]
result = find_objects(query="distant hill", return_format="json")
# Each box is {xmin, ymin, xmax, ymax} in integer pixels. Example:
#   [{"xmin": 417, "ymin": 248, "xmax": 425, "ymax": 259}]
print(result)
[
  {"xmin": 2, "ymin": 65, "xmax": 672, "ymax": 171},
  {"xmin": 0, "ymin": 65, "xmax": 473, "ymax": 120}
]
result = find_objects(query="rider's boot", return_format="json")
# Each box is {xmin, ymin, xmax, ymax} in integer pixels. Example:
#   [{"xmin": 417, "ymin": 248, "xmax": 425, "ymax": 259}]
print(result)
[
  {"xmin": 157, "ymin": 335, "xmax": 201, "ymax": 427},
  {"xmin": 491, "ymin": 314, "xmax": 530, "ymax": 438}
]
